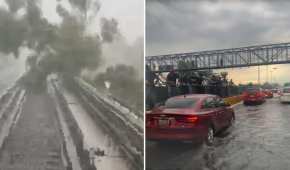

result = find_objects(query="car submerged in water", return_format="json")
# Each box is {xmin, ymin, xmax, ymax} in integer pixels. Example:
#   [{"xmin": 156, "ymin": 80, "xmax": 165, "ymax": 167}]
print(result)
[
  {"xmin": 243, "ymin": 87, "xmax": 266, "ymax": 105},
  {"xmin": 146, "ymin": 94, "xmax": 235, "ymax": 145}
]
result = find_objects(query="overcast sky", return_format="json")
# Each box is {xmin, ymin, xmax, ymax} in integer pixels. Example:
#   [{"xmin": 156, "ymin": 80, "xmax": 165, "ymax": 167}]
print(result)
[
  {"xmin": 42, "ymin": 0, "xmax": 144, "ymax": 44},
  {"xmin": 146, "ymin": 0, "xmax": 290, "ymax": 84},
  {"xmin": 0, "ymin": 0, "xmax": 143, "ymax": 44}
]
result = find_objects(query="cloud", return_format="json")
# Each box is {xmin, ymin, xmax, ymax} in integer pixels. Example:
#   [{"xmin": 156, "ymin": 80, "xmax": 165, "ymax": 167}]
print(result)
[
  {"xmin": 146, "ymin": 0, "xmax": 290, "ymax": 56},
  {"xmin": 100, "ymin": 17, "xmax": 119, "ymax": 43},
  {"xmin": 146, "ymin": 0, "xmax": 290, "ymax": 84}
]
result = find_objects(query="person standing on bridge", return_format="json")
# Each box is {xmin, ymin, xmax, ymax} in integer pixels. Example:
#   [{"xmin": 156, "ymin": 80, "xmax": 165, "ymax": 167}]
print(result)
[
  {"xmin": 179, "ymin": 72, "xmax": 189, "ymax": 95},
  {"xmin": 166, "ymin": 69, "xmax": 179, "ymax": 97}
]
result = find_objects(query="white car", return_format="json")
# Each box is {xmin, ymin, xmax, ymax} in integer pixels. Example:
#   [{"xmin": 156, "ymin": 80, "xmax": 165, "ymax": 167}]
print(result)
[{"xmin": 279, "ymin": 87, "xmax": 290, "ymax": 103}]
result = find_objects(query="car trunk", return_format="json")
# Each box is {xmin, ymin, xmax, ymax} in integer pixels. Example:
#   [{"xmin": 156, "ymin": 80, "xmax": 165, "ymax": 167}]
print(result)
[{"xmin": 146, "ymin": 108, "xmax": 200, "ymax": 128}]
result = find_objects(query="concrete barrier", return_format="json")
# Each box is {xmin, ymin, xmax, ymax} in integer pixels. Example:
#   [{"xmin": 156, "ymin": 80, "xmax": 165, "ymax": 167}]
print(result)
[
  {"xmin": 223, "ymin": 95, "xmax": 243, "ymax": 105},
  {"xmin": 48, "ymin": 78, "xmax": 94, "ymax": 170}
]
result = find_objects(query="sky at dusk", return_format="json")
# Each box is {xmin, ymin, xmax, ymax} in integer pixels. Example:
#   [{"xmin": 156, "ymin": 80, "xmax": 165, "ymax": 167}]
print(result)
[{"xmin": 146, "ymin": 0, "xmax": 290, "ymax": 84}]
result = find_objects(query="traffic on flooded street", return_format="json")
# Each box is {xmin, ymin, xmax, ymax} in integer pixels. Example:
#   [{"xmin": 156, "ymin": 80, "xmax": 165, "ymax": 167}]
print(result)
[
  {"xmin": 146, "ymin": 97, "xmax": 290, "ymax": 170},
  {"xmin": 145, "ymin": 43, "xmax": 290, "ymax": 170},
  {"xmin": 145, "ymin": 1, "xmax": 290, "ymax": 170}
]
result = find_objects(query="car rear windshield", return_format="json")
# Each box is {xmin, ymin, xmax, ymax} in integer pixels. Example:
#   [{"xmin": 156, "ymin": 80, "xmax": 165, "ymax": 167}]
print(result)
[
  {"xmin": 246, "ymin": 88, "xmax": 260, "ymax": 94},
  {"xmin": 164, "ymin": 98, "xmax": 198, "ymax": 108},
  {"xmin": 283, "ymin": 88, "xmax": 290, "ymax": 93}
]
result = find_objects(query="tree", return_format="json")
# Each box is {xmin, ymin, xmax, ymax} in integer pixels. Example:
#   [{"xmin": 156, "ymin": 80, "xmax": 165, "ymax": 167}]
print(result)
[
  {"xmin": 284, "ymin": 82, "xmax": 290, "ymax": 87},
  {"xmin": 0, "ymin": 0, "xmax": 126, "ymax": 93},
  {"xmin": 94, "ymin": 64, "xmax": 143, "ymax": 111}
]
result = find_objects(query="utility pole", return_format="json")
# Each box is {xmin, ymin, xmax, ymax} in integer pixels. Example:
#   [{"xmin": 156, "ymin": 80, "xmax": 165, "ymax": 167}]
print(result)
[
  {"xmin": 258, "ymin": 66, "xmax": 261, "ymax": 85},
  {"xmin": 272, "ymin": 67, "xmax": 277, "ymax": 84},
  {"xmin": 266, "ymin": 65, "xmax": 269, "ymax": 82},
  {"xmin": 270, "ymin": 70, "xmax": 273, "ymax": 84}
]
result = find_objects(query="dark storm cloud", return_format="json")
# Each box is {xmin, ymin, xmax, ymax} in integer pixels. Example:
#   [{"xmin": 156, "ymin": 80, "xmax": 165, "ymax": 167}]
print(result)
[
  {"xmin": 0, "ymin": 8, "xmax": 26, "ymax": 57},
  {"xmin": 5, "ymin": 0, "xmax": 25, "ymax": 13},
  {"xmin": 146, "ymin": 0, "xmax": 290, "ymax": 56},
  {"xmin": 100, "ymin": 18, "xmax": 119, "ymax": 43}
]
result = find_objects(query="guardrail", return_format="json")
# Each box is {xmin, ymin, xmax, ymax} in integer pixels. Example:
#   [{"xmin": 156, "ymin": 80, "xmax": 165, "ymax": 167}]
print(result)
[
  {"xmin": 224, "ymin": 95, "xmax": 243, "ymax": 106},
  {"xmin": 0, "ymin": 86, "xmax": 26, "ymax": 152},
  {"xmin": 48, "ymin": 78, "xmax": 93, "ymax": 170},
  {"xmin": 72, "ymin": 77, "xmax": 144, "ymax": 170}
]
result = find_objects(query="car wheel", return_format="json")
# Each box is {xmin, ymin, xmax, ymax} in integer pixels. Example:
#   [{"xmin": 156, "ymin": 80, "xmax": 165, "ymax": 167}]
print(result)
[{"xmin": 205, "ymin": 126, "xmax": 214, "ymax": 146}]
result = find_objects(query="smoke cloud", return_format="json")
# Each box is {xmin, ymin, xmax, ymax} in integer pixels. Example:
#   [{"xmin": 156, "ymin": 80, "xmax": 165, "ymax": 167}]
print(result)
[
  {"xmin": 0, "ymin": 8, "xmax": 26, "ymax": 58},
  {"xmin": 0, "ymin": 0, "xmax": 143, "ymax": 110},
  {"xmin": 5, "ymin": 0, "xmax": 25, "ymax": 14},
  {"xmin": 100, "ymin": 18, "xmax": 119, "ymax": 43}
]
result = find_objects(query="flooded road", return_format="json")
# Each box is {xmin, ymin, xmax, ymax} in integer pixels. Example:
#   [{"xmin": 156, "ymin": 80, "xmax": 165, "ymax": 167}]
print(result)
[
  {"xmin": 146, "ymin": 98, "xmax": 290, "ymax": 170},
  {"xmin": 62, "ymin": 87, "xmax": 131, "ymax": 170}
]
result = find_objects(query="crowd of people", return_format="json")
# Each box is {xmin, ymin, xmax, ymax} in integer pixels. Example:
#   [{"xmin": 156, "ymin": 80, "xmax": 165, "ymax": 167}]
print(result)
[{"xmin": 146, "ymin": 65, "xmax": 235, "ymax": 109}]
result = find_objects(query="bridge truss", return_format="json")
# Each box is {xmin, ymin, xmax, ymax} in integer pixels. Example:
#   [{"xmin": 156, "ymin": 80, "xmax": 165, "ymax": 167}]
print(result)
[{"xmin": 146, "ymin": 42, "xmax": 290, "ymax": 72}]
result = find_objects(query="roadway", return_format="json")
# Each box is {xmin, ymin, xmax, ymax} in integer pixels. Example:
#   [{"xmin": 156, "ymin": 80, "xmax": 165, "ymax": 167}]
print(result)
[{"xmin": 146, "ymin": 97, "xmax": 290, "ymax": 170}]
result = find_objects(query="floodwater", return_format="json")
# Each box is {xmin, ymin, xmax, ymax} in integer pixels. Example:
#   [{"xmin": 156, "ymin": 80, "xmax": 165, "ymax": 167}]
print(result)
[
  {"xmin": 61, "ymin": 87, "xmax": 131, "ymax": 170},
  {"xmin": 146, "ymin": 98, "xmax": 290, "ymax": 170}
]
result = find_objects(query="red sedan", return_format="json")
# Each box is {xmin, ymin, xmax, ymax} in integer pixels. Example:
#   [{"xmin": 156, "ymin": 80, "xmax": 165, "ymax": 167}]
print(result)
[
  {"xmin": 263, "ymin": 89, "xmax": 273, "ymax": 98},
  {"xmin": 243, "ymin": 87, "xmax": 266, "ymax": 105},
  {"xmin": 146, "ymin": 94, "xmax": 235, "ymax": 145}
]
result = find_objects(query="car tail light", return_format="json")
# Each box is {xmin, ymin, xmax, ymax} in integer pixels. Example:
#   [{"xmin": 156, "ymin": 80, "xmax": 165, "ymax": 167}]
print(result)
[
  {"xmin": 186, "ymin": 116, "xmax": 199, "ymax": 123},
  {"xmin": 176, "ymin": 115, "xmax": 199, "ymax": 124},
  {"xmin": 146, "ymin": 115, "xmax": 155, "ymax": 127}
]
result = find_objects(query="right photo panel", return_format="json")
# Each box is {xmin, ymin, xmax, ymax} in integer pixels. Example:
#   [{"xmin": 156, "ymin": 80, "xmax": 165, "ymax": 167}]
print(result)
[{"xmin": 146, "ymin": 1, "xmax": 290, "ymax": 170}]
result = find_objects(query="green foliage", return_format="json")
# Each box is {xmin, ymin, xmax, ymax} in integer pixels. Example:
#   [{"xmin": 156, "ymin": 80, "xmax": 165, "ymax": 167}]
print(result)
[
  {"xmin": 177, "ymin": 60, "xmax": 190, "ymax": 70},
  {"xmin": 284, "ymin": 82, "xmax": 290, "ymax": 87},
  {"xmin": 100, "ymin": 18, "xmax": 119, "ymax": 43},
  {"xmin": 0, "ymin": 0, "xmax": 104, "ymax": 77},
  {"xmin": 94, "ymin": 64, "xmax": 143, "ymax": 111},
  {"xmin": 5, "ymin": 0, "xmax": 25, "ymax": 14},
  {"xmin": 0, "ymin": 8, "xmax": 26, "ymax": 57},
  {"xmin": 0, "ymin": 0, "xmax": 138, "ymax": 102},
  {"xmin": 45, "ymin": 16, "xmax": 102, "ymax": 75}
]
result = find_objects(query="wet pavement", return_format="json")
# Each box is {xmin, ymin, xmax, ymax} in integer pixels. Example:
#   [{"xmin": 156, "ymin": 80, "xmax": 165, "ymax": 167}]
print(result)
[
  {"xmin": 62, "ymin": 88, "xmax": 131, "ymax": 170},
  {"xmin": 0, "ymin": 92, "xmax": 65, "ymax": 170},
  {"xmin": 146, "ymin": 98, "xmax": 290, "ymax": 170}
]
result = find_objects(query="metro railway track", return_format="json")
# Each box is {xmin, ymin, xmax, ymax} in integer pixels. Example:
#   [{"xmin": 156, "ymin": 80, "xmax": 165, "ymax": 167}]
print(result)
[
  {"xmin": 71, "ymin": 80, "xmax": 143, "ymax": 170},
  {"xmin": 0, "ymin": 86, "xmax": 26, "ymax": 153}
]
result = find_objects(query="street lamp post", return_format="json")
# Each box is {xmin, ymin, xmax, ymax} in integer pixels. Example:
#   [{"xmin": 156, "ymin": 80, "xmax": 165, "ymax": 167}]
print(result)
[
  {"xmin": 272, "ymin": 67, "xmax": 278, "ymax": 84},
  {"xmin": 270, "ymin": 70, "xmax": 273, "ymax": 84},
  {"xmin": 266, "ymin": 65, "xmax": 269, "ymax": 83},
  {"xmin": 258, "ymin": 66, "xmax": 261, "ymax": 85}
]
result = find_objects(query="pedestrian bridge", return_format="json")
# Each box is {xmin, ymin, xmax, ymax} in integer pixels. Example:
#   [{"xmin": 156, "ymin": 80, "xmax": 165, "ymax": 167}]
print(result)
[{"xmin": 146, "ymin": 42, "xmax": 290, "ymax": 72}]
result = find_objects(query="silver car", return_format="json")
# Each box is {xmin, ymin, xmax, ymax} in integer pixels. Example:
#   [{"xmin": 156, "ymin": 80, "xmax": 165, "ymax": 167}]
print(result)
[{"xmin": 279, "ymin": 87, "xmax": 290, "ymax": 103}]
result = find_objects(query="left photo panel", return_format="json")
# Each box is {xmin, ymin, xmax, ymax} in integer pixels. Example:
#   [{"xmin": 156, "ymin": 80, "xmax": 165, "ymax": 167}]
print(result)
[{"xmin": 0, "ymin": 0, "xmax": 144, "ymax": 170}]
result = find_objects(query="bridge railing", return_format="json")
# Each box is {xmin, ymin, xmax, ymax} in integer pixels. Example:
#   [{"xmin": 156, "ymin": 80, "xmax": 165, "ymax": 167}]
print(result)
[{"xmin": 146, "ymin": 42, "xmax": 290, "ymax": 72}]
